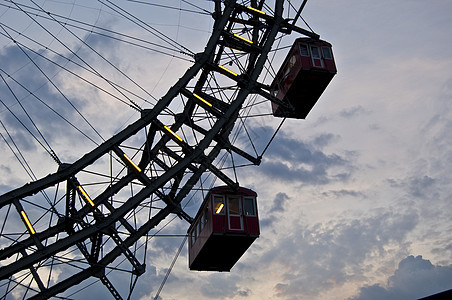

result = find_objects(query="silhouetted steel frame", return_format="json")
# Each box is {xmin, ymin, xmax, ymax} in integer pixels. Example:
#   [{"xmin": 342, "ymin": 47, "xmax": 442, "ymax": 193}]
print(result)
[{"xmin": 0, "ymin": 0, "xmax": 291, "ymax": 298}]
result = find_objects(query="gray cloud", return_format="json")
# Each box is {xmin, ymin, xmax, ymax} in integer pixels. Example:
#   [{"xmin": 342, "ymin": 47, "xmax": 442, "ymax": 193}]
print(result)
[
  {"xmin": 146, "ymin": 220, "xmax": 189, "ymax": 259},
  {"xmin": 257, "ymin": 131, "xmax": 353, "ymax": 185},
  {"xmin": 408, "ymin": 176, "xmax": 436, "ymax": 198},
  {"xmin": 322, "ymin": 189, "xmax": 366, "ymax": 198},
  {"xmin": 312, "ymin": 133, "xmax": 339, "ymax": 148},
  {"xmin": 260, "ymin": 192, "xmax": 290, "ymax": 228},
  {"xmin": 339, "ymin": 106, "xmax": 370, "ymax": 119},
  {"xmin": 200, "ymin": 273, "xmax": 251, "ymax": 299},
  {"xmin": 261, "ymin": 209, "xmax": 418, "ymax": 299},
  {"xmin": 271, "ymin": 192, "xmax": 289, "ymax": 212},
  {"xmin": 0, "ymin": 44, "xmax": 102, "ymax": 151},
  {"xmin": 1, "ymin": 1, "xmax": 452, "ymax": 299},
  {"xmin": 350, "ymin": 255, "xmax": 452, "ymax": 300}
]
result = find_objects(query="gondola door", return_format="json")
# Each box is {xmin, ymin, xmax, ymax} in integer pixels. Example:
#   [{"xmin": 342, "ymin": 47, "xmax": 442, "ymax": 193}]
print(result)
[{"xmin": 227, "ymin": 195, "xmax": 243, "ymax": 231}]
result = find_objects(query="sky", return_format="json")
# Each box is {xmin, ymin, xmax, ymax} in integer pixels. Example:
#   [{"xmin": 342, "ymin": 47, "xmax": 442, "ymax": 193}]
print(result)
[{"xmin": 1, "ymin": 0, "xmax": 452, "ymax": 299}]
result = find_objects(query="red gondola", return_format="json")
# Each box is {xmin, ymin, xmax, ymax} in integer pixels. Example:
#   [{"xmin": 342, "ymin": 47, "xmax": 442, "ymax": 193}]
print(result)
[
  {"xmin": 271, "ymin": 38, "xmax": 337, "ymax": 119},
  {"xmin": 187, "ymin": 186, "xmax": 259, "ymax": 271}
]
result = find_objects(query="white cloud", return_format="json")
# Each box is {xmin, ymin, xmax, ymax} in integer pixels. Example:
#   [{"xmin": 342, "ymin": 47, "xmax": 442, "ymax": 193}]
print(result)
[
  {"xmin": 255, "ymin": 209, "xmax": 418, "ymax": 299},
  {"xmin": 2, "ymin": 0, "xmax": 452, "ymax": 299}
]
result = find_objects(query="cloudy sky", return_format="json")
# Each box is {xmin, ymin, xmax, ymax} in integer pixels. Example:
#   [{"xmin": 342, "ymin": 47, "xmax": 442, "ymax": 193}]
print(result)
[{"xmin": 1, "ymin": 0, "xmax": 452, "ymax": 299}]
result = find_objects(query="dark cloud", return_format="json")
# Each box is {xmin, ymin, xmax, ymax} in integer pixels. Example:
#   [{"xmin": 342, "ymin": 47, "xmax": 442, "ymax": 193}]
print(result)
[
  {"xmin": 0, "ymin": 184, "xmax": 13, "ymax": 195},
  {"xmin": 387, "ymin": 178, "xmax": 402, "ymax": 189},
  {"xmin": 0, "ymin": 18, "xmax": 140, "ymax": 138},
  {"xmin": 0, "ymin": 45, "xmax": 100, "ymax": 151},
  {"xmin": 432, "ymin": 242, "xmax": 452, "ymax": 256},
  {"xmin": 259, "ymin": 215, "xmax": 276, "ymax": 228},
  {"xmin": 74, "ymin": 22, "xmax": 124, "ymax": 68},
  {"xmin": 260, "ymin": 192, "xmax": 290, "ymax": 228},
  {"xmin": 312, "ymin": 133, "xmax": 339, "ymax": 148},
  {"xmin": 322, "ymin": 189, "xmax": 366, "ymax": 198},
  {"xmin": 256, "ymin": 130, "xmax": 353, "ymax": 185},
  {"xmin": 266, "ymin": 133, "xmax": 339, "ymax": 163},
  {"xmin": 200, "ymin": 273, "xmax": 251, "ymax": 299},
  {"xmin": 408, "ymin": 176, "xmax": 436, "ymax": 198},
  {"xmin": 0, "ymin": 47, "xmax": 59, "ymax": 150},
  {"xmin": 0, "ymin": 25, "xmax": 145, "ymax": 173},
  {"xmin": 0, "ymin": 164, "xmax": 12, "ymax": 175},
  {"xmin": 339, "ymin": 106, "xmax": 370, "ymax": 119},
  {"xmin": 259, "ymin": 156, "xmax": 350, "ymax": 185},
  {"xmin": 386, "ymin": 175, "xmax": 439, "ymax": 201},
  {"xmin": 271, "ymin": 192, "xmax": 289, "ymax": 212},
  {"xmin": 260, "ymin": 209, "xmax": 418, "ymax": 298},
  {"xmin": 350, "ymin": 255, "xmax": 452, "ymax": 300},
  {"xmin": 147, "ymin": 220, "xmax": 189, "ymax": 258},
  {"xmin": 0, "ymin": 121, "xmax": 39, "ymax": 152},
  {"xmin": 0, "ymin": 1, "xmax": 451, "ymax": 299}
]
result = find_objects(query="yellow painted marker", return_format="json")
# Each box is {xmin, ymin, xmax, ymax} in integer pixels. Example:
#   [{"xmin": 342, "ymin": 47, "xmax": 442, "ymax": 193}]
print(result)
[
  {"xmin": 21, "ymin": 210, "xmax": 36, "ymax": 235},
  {"xmin": 218, "ymin": 64, "xmax": 238, "ymax": 77},
  {"xmin": 246, "ymin": 6, "xmax": 265, "ymax": 15},
  {"xmin": 123, "ymin": 153, "xmax": 142, "ymax": 172},
  {"xmin": 234, "ymin": 34, "xmax": 253, "ymax": 44},
  {"xmin": 164, "ymin": 126, "xmax": 183, "ymax": 142},
  {"xmin": 77, "ymin": 185, "xmax": 95, "ymax": 207},
  {"xmin": 193, "ymin": 93, "xmax": 213, "ymax": 107}
]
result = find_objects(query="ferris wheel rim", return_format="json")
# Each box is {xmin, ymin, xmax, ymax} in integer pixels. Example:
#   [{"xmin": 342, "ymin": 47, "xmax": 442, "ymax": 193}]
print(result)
[{"xmin": 0, "ymin": 0, "xmax": 316, "ymax": 298}]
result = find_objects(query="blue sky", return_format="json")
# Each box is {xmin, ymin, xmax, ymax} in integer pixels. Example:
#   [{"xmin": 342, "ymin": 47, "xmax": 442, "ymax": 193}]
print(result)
[{"xmin": 1, "ymin": 0, "xmax": 452, "ymax": 299}]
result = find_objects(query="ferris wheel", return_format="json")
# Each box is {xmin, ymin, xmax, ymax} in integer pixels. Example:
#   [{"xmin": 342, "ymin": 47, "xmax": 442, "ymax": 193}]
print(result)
[{"xmin": 0, "ymin": 0, "xmax": 332, "ymax": 298}]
